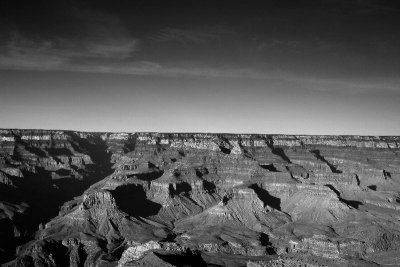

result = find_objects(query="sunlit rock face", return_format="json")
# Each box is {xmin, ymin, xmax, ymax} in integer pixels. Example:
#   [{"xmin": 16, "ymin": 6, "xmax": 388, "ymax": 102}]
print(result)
[{"xmin": 1, "ymin": 130, "xmax": 400, "ymax": 266}]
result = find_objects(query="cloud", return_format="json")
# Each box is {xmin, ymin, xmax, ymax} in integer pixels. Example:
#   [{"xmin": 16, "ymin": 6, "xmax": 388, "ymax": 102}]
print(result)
[
  {"xmin": 83, "ymin": 40, "xmax": 139, "ymax": 59},
  {"xmin": 0, "ymin": 33, "xmax": 398, "ymax": 96},
  {"xmin": 150, "ymin": 28, "xmax": 215, "ymax": 44},
  {"xmin": 149, "ymin": 26, "xmax": 236, "ymax": 45},
  {"xmin": 0, "ymin": 29, "xmax": 139, "ymax": 71},
  {"xmin": 0, "ymin": 0, "xmax": 139, "ymax": 68},
  {"xmin": 0, "ymin": 33, "xmax": 65, "ymax": 70},
  {"xmin": 1, "ymin": 38, "xmax": 399, "ymax": 97},
  {"xmin": 256, "ymin": 39, "xmax": 301, "ymax": 52}
]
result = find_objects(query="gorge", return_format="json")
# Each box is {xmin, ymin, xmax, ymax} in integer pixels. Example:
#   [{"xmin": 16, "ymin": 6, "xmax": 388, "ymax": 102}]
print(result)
[{"xmin": 1, "ymin": 129, "xmax": 400, "ymax": 266}]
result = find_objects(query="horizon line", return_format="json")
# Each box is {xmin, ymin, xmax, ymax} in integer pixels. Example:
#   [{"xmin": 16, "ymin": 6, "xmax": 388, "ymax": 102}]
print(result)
[{"xmin": 1, "ymin": 127, "xmax": 399, "ymax": 138}]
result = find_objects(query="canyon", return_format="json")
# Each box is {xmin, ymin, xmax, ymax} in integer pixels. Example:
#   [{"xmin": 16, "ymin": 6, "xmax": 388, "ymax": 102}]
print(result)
[{"xmin": 0, "ymin": 129, "xmax": 400, "ymax": 266}]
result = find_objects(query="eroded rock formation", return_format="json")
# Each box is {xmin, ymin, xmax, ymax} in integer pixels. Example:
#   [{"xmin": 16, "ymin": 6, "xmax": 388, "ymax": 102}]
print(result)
[{"xmin": 1, "ymin": 130, "xmax": 400, "ymax": 266}]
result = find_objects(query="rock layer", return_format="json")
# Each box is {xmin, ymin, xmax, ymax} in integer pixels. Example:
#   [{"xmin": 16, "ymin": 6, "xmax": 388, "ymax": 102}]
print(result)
[{"xmin": 1, "ymin": 130, "xmax": 400, "ymax": 266}]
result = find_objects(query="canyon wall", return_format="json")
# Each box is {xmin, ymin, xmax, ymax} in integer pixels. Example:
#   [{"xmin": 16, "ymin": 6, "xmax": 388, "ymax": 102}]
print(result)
[{"xmin": 1, "ymin": 130, "xmax": 400, "ymax": 266}]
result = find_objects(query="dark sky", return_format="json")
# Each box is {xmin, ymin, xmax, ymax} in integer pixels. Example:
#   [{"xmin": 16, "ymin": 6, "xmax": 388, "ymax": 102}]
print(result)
[{"xmin": 0, "ymin": 0, "xmax": 399, "ymax": 134}]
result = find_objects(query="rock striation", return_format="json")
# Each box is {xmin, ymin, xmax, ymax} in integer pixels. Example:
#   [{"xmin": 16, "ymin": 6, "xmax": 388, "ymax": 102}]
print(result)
[{"xmin": 0, "ymin": 130, "xmax": 400, "ymax": 266}]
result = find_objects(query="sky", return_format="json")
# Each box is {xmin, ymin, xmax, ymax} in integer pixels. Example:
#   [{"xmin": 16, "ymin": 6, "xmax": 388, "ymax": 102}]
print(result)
[{"xmin": 0, "ymin": 0, "xmax": 399, "ymax": 135}]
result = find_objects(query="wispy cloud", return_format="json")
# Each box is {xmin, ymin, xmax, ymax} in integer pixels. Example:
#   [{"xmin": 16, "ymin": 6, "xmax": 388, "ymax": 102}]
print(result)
[
  {"xmin": 1, "ymin": 38, "xmax": 399, "ymax": 97},
  {"xmin": 150, "ymin": 27, "xmax": 216, "ymax": 44},
  {"xmin": 2, "ymin": 30, "xmax": 138, "ymax": 61},
  {"xmin": 86, "ymin": 40, "xmax": 138, "ymax": 58},
  {"xmin": 149, "ymin": 26, "xmax": 236, "ymax": 45},
  {"xmin": 0, "ymin": 0, "xmax": 139, "ymax": 70},
  {"xmin": 0, "ymin": 28, "xmax": 399, "ymax": 96}
]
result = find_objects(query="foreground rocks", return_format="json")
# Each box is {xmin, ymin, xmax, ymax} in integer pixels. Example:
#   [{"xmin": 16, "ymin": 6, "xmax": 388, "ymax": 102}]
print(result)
[{"xmin": 1, "ymin": 130, "xmax": 400, "ymax": 266}]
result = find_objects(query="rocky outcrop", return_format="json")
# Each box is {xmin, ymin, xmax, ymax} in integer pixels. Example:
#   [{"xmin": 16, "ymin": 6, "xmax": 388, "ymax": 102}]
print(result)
[
  {"xmin": 118, "ymin": 241, "xmax": 162, "ymax": 265},
  {"xmin": 0, "ymin": 129, "xmax": 113, "ymax": 263},
  {"xmin": 1, "ymin": 130, "xmax": 400, "ymax": 266}
]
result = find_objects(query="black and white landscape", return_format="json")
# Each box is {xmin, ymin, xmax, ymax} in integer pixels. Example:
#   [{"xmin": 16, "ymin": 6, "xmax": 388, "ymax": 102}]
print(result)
[{"xmin": 1, "ymin": 1, "xmax": 400, "ymax": 266}]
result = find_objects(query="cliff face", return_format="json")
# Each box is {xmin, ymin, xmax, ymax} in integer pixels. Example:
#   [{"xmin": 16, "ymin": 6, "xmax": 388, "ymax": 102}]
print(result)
[
  {"xmin": 0, "ymin": 129, "xmax": 112, "ymax": 263},
  {"xmin": 1, "ymin": 130, "xmax": 400, "ymax": 266}
]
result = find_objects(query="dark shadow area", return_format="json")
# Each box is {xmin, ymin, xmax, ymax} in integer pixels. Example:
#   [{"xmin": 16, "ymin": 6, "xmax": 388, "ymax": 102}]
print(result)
[
  {"xmin": 0, "ymin": 199, "xmax": 29, "ymax": 263},
  {"xmin": 162, "ymin": 232, "xmax": 177, "ymax": 242},
  {"xmin": 265, "ymin": 138, "xmax": 291, "ymax": 163},
  {"xmin": 195, "ymin": 167, "xmax": 209, "ymax": 178},
  {"xmin": 202, "ymin": 180, "xmax": 216, "ymax": 193},
  {"xmin": 123, "ymin": 137, "xmax": 136, "ymax": 153},
  {"xmin": 0, "ymin": 179, "xmax": 25, "ymax": 204},
  {"xmin": 260, "ymin": 164, "xmax": 279, "ymax": 172},
  {"xmin": 112, "ymin": 184, "xmax": 161, "ymax": 218},
  {"xmin": 42, "ymin": 241, "xmax": 70, "ymax": 266},
  {"xmin": 24, "ymin": 145, "xmax": 47, "ymax": 157},
  {"xmin": 272, "ymin": 148, "xmax": 291, "ymax": 163},
  {"xmin": 325, "ymin": 185, "xmax": 362, "ymax": 209},
  {"xmin": 20, "ymin": 165, "xmax": 110, "ymax": 231},
  {"xmin": 175, "ymin": 182, "xmax": 192, "ymax": 196},
  {"xmin": 69, "ymin": 133, "xmax": 113, "ymax": 175},
  {"xmin": 123, "ymin": 164, "xmax": 137, "ymax": 171},
  {"xmin": 238, "ymin": 141, "xmax": 253, "ymax": 159},
  {"xmin": 173, "ymin": 169, "xmax": 181, "ymax": 178},
  {"xmin": 155, "ymin": 250, "xmax": 207, "ymax": 267},
  {"xmin": 310, "ymin": 150, "xmax": 342, "ymax": 173},
  {"xmin": 354, "ymin": 174, "xmax": 360, "ymax": 186},
  {"xmin": 169, "ymin": 182, "xmax": 192, "ymax": 197},
  {"xmin": 148, "ymin": 162, "xmax": 156, "ymax": 168},
  {"xmin": 219, "ymin": 146, "xmax": 231, "ymax": 154},
  {"xmin": 260, "ymin": 233, "xmax": 277, "ymax": 255},
  {"xmin": 222, "ymin": 195, "xmax": 231, "ymax": 205},
  {"xmin": 325, "ymin": 184, "xmax": 340, "ymax": 196},
  {"xmin": 14, "ymin": 240, "xmax": 70, "ymax": 267},
  {"xmin": 249, "ymin": 184, "xmax": 281, "ymax": 210},
  {"xmin": 106, "ymin": 240, "xmax": 125, "ymax": 262},
  {"xmin": 55, "ymin": 168, "xmax": 71, "ymax": 176},
  {"xmin": 383, "ymin": 170, "xmax": 391, "ymax": 179},
  {"xmin": 133, "ymin": 170, "xmax": 164, "ymax": 181},
  {"xmin": 217, "ymin": 136, "xmax": 233, "ymax": 155},
  {"xmin": 47, "ymin": 147, "xmax": 73, "ymax": 157},
  {"xmin": 0, "ymin": 133, "xmax": 114, "ymax": 263},
  {"xmin": 51, "ymin": 133, "xmax": 114, "ymax": 210},
  {"xmin": 368, "ymin": 185, "xmax": 377, "ymax": 191}
]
